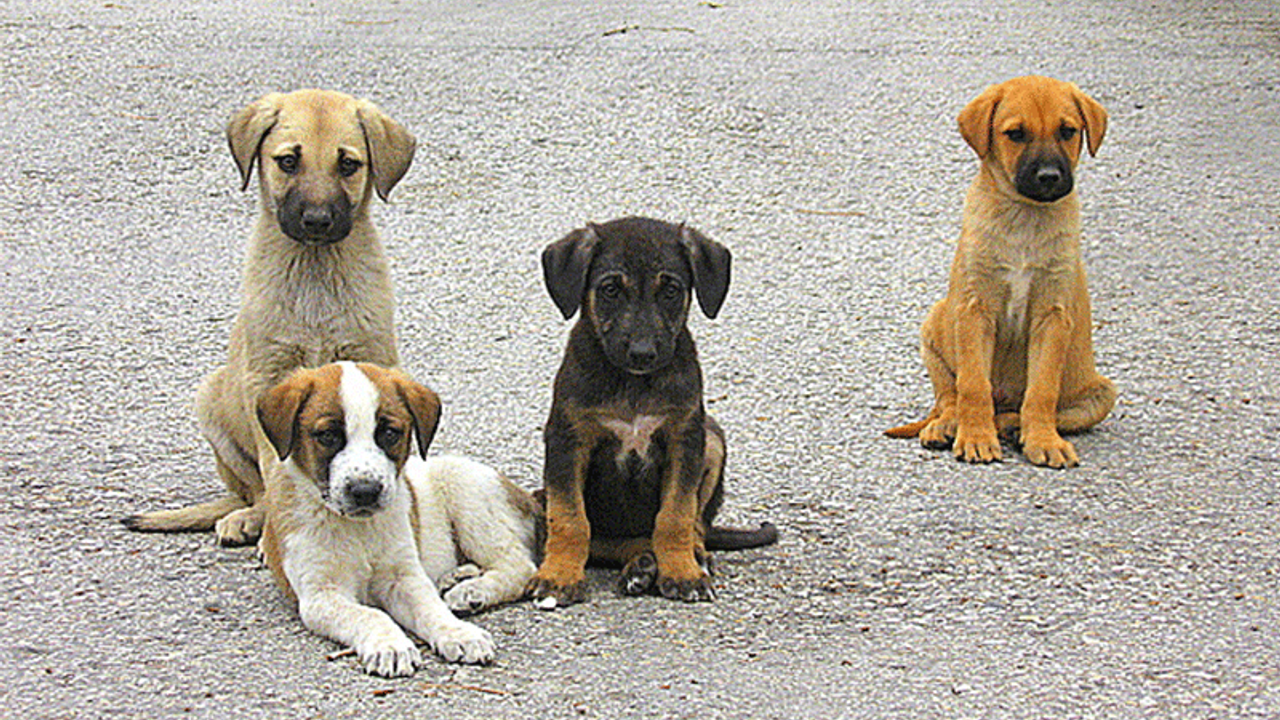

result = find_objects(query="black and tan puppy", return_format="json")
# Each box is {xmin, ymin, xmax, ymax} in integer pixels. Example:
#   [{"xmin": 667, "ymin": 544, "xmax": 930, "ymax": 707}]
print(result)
[{"xmin": 525, "ymin": 217, "xmax": 776, "ymax": 606}]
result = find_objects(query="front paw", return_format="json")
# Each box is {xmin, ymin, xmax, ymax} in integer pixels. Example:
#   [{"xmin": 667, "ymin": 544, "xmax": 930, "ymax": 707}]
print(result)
[
  {"xmin": 428, "ymin": 621, "xmax": 495, "ymax": 665},
  {"xmin": 656, "ymin": 551, "xmax": 715, "ymax": 602},
  {"xmin": 953, "ymin": 425, "xmax": 1002, "ymax": 463},
  {"xmin": 524, "ymin": 568, "xmax": 588, "ymax": 606},
  {"xmin": 356, "ymin": 632, "xmax": 422, "ymax": 678},
  {"xmin": 1022, "ymin": 431, "xmax": 1078, "ymax": 468}
]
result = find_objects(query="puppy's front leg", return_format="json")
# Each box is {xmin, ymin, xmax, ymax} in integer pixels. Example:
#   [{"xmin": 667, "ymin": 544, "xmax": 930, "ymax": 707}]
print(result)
[
  {"xmin": 953, "ymin": 299, "xmax": 1002, "ymax": 463},
  {"xmin": 651, "ymin": 437, "xmax": 714, "ymax": 602},
  {"xmin": 378, "ymin": 571, "xmax": 495, "ymax": 665},
  {"xmin": 526, "ymin": 427, "xmax": 591, "ymax": 605},
  {"xmin": 297, "ymin": 590, "xmax": 421, "ymax": 677},
  {"xmin": 1021, "ymin": 302, "xmax": 1078, "ymax": 468}
]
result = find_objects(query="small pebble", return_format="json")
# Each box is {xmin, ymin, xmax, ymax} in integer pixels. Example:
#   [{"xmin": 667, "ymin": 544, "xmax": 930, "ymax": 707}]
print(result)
[{"xmin": 535, "ymin": 596, "xmax": 558, "ymax": 611}]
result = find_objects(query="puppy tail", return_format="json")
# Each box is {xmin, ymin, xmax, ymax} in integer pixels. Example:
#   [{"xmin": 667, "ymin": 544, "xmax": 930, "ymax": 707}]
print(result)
[
  {"xmin": 705, "ymin": 522, "xmax": 779, "ymax": 551},
  {"xmin": 121, "ymin": 495, "xmax": 247, "ymax": 533},
  {"xmin": 884, "ymin": 418, "xmax": 929, "ymax": 438}
]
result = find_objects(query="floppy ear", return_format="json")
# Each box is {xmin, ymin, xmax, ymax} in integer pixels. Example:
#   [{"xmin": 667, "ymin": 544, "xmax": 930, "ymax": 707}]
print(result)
[
  {"xmin": 541, "ymin": 226, "xmax": 600, "ymax": 320},
  {"xmin": 1071, "ymin": 85, "xmax": 1108, "ymax": 157},
  {"xmin": 356, "ymin": 100, "xmax": 417, "ymax": 201},
  {"xmin": 957, "ymin": 84, "xmax": 1003, "ymax": 158},
  {"xmin": 680, "ymin": 225, "xmax": 731, "ymax": 319},
  {"xmin": 226, "ymin": 93, "xmax": 284, "ymax": 191},
  {"xmin": 395, "ymin": 378, "xmax": 441, "ymax": 459},
  {"xmin": 256, "ymin": 371, "xmax": 315, "ymax": 461}
]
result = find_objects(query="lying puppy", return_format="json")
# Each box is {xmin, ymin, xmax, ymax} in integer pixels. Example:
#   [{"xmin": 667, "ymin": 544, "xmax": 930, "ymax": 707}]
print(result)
[
  {"xmin": 124, "ymin": 90, "xmax": 414, "ymax": 545},
  {"xmin": 256, "ymin": 362, "xmax": 539, "ymax": 676},
  {"xmin": 887, "ymin": 76, "xmax": 1116, "ymax": 467},
  {"xmin": 526, "ymin": 217, "xmax": 777, "ymax": 606}
]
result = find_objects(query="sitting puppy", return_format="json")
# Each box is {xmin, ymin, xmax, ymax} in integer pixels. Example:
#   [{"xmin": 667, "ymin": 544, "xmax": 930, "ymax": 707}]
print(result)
[
  {"xmin": 256, "ymin": 362, "xmax": 539, "ymax": 676},
  {"xmin": 526, "ymin": 217, "xmax": 777, "ymax": 606},
  {"xmin": 886, "ymin": 76, "xmax": 1116, "ymax": 467}
]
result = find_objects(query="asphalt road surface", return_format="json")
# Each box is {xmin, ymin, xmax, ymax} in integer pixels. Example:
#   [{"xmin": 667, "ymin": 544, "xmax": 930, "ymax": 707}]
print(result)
[{"xmin": 2, "ymin": 1, "xmax": 1278, "ymax": 718}]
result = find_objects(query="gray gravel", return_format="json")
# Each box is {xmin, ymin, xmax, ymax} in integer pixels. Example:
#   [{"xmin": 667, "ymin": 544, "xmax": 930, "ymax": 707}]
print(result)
[{"xmin": 2, "ymin": 1, "xmax": 1278, "ymax": 718}]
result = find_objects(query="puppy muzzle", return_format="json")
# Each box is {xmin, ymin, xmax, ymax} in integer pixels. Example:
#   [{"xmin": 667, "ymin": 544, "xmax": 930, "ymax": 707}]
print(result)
[
  {"xmin": 328, "ymin": 447, "xmax": 397, "ymax": 517},
  {"xmin": 278, "ymin": 188, "xmax": 354, "ymax": 245},
  {"xmin": 1015, "ymin": 153, "xmax": 1074, "ymax": 203}
]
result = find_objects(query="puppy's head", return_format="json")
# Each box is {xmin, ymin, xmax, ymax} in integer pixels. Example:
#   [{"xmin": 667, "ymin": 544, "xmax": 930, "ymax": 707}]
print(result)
[
  {"xmin": 226, "ymin": 89, "xmax": 417, "ymax": 245},
  {"xmin": 256, "ymin": 362, "xmax": 440, "ymax": 518},
  {"xmin": 958, "ymin": 75, "xmax": 1107, "ymax": 203},
  {"xmin": 542, "ymin": 217, "xmax": 730, "ymax": 375}
]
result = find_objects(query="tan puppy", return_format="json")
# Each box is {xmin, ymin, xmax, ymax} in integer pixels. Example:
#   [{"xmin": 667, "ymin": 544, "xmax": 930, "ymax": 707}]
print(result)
[
  {"xmin": 257, "ymin": 362, "xmax": 540, "ymax": 676},
  {"xmin": 124, "ymin": 90, "xmax": 415, "ymax": 544},
  {"xmin": 887, "ymin": 76, "xmax": 1116, "ymax": 468}
]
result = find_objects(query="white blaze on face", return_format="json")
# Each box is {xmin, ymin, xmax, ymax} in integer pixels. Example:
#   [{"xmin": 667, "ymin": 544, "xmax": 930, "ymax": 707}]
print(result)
[{"xmin": 328, "ymin": 362, "xmax": 398, "ymax": 516}]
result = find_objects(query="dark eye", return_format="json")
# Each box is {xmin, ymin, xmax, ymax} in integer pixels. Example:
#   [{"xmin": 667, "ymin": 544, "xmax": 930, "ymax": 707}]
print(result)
[
  {"xmin": 1003, "ymin": 128, "xmax": 1028, "ymax": 143},
  {"xmin": 1058, "ymin": 126, "xmax": 1078, "ymax": 141},
  {"xmin": 375, "ymin": 422, "xmax": 403, "ymax": 452},
  {"xmin": 312, "ymin": 425, "xmax": 345, "ymax": 451},
  {"xmin": 275, "ymin": 154, "xmax": 300, "ymax": 174},
  {"xmin": 658, "ymin": 280, "xmax": 684, "ymax": 304},
  {"xmin": 597, "ymin": 278, "xmax": 623, "ymax": 300},
  {"xmin": 338, "ymin": 156, "xmax": 362, "ymax": 178}
]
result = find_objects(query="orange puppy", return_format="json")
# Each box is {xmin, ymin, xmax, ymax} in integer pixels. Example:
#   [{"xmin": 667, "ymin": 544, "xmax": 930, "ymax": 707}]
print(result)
[{"xmin": 888, "ymin": 76, "xmax": 1116, "ymax": 468}]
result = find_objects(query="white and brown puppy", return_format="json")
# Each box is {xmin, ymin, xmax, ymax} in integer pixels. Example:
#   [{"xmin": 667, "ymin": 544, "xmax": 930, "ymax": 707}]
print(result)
[
  {"xmin": 124, "ymin": 89, "xmax": 415, "ymax": 545},
  {"xmin": 256, "ymin": 362, "xmax": 540, "ymax": 676},
  {"xmin": 887, "ymin": 76, "xmax": 1116, "ymax": 468}
]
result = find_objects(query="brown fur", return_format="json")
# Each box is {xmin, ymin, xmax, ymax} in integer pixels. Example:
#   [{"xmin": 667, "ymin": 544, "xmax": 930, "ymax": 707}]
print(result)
[{"xmin": 886, "ymin": 76, "xmax": 1116, "ymax": 468}]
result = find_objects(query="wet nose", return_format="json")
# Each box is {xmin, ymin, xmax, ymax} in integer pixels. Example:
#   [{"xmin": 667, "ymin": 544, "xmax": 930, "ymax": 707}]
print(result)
[
  {"xmin": 627, "ymin": 340, "xmax": 658, "ymax": 368},
  {"xmin": 301, "ymin": 205, "xmax": 334, "ymax": 233},
  {"xmin": 347, "ymin": 480, "xmax": 383, "ymax": 508},
  {"xmin": 1035, "ymin": 165, "xmax": 1063, "ymax": 191}
]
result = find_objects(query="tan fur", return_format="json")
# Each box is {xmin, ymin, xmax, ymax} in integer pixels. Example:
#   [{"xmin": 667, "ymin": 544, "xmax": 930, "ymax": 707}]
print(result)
[
  {"xmin": 887, "ymin": 76, "xmax": 1116, "ymax": 468},
  {"xmin": 123, "ymin": 90, "xmax": 415, "ymax": 543}
]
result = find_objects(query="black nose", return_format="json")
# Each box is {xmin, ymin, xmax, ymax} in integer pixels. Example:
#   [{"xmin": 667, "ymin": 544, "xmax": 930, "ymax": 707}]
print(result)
[
  {"xmin": 347, "ymin": 480, "xmax": 383, "ymax": 508},
  {"xmin": 1035, "ymin": 166, "xmax": 1062, "ymax": 190},
  {"xmin": 1015, "ymin": 157, "xmax": 1073, "ymax": 202},
  {"xmin": 627, "ymin": 340, "xmax": 658, "ymax": 368},
  {"xmin": 301, "ymin": 205, "xmax": 334, "ymax": 233}
]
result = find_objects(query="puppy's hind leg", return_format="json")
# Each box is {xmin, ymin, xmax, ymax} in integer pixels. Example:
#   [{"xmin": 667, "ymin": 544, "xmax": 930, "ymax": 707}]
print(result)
[
  {"xmin": 914, "ymin": 319, "xmax": 961, "ymax": 450},
  {"xmin": 1056, "ymin": 375, "xmax": 1116, "ymax": 434},
  {"xmin": 590, "ymin": 536, "xmax": 660, "ymax": 596},
  {"xmin": 196, "ymin": 371, "xmax": 267, "ymax": 546},
  {"xmin": 209, "ymin": 452, "xmax": 265, "ymax": 547},
  {"xmin": 421, "ymin": 456, "xmax": 540, "ymax": 615}
]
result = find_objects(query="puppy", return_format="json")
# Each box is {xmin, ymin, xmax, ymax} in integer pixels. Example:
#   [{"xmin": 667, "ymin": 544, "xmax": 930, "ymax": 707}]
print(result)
[
  {"xmin": 256, "ymin": 362, "xmax": 540, "ymax": 676},
  {"xmin": 887, "ymin": 76, "xmax": 1116, "ymax": 468},
  {"xmin": 526, "ymin": 217, "xmax": 777, "ymax": 606},
  {"xmin": 124, "ymin": 90, "xmax": 415, "ymax": 544}
]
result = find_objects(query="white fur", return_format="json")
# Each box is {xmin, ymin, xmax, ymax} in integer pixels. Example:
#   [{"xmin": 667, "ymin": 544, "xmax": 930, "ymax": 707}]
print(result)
[
  {"xmin": 326, "ymin": 362, "xmax": 397, "ymax": 516},
  {"xmin": 279, "ymin": 471, "xmax": 491, "ymax": 675},
  {"xmin": 407, "ymin": 455, "xmax": 540, "ymax": 615},
  {"xmin": 270, "ymin": 364, "xmax": 539, "ymax": 676}
]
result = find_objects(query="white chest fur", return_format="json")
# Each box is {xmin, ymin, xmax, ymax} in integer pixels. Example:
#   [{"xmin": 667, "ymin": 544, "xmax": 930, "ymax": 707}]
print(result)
[
  {"xmin": 1002, "ymin": 264, "xmax": 1035, "ymax": 331},
  {"xmin": 600, "ymin": 414, "xmax": 666, "ymax": 461}
]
